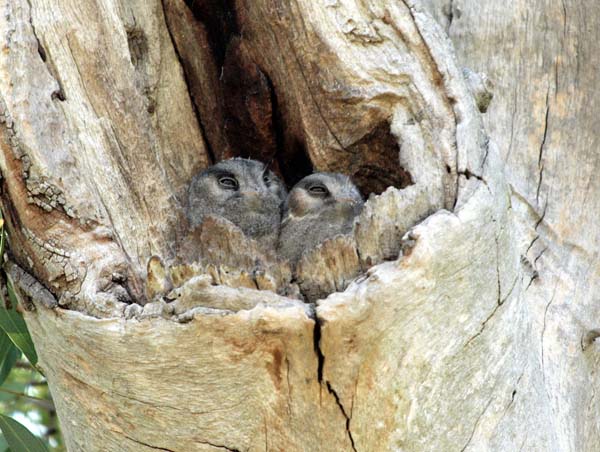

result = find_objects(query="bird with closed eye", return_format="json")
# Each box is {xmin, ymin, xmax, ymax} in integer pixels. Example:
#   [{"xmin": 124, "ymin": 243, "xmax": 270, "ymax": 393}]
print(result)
[
  {"xmin": 278, "ymin": 172, "xmax": 364, "ymax": 267},
  {"xmin": 187, "ymin": 158, "xmax": 287, "ymax": 250}
]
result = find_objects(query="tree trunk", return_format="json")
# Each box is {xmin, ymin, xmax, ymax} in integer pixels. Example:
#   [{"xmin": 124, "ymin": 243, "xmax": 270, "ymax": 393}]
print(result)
[
  {"xmin": 421, "ymin": 1, "xmax": 600, "ymax": 450},
  {"xmin": 0, "ymin": 0, "xmax": 597, "ymax": 450}
]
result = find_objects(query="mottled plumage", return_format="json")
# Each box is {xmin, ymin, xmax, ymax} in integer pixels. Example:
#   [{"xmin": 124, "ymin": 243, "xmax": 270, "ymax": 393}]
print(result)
[
  {"xmin": 278, "ymin": 173, "xmax": 364, "ymax": 266},
  {"xmin": 187, "ymin": 158, "xmax": 287, "ymax": 250}
]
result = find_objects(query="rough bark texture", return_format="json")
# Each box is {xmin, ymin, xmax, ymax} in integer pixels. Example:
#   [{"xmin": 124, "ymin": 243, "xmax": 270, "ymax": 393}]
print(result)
[
  {"xmin": 420, "ymin": 1, "xmax": 600, "ymax": 450},
  {"xmin": 0, "ymin": 0, "xmax": 597, "ymax": 451}
]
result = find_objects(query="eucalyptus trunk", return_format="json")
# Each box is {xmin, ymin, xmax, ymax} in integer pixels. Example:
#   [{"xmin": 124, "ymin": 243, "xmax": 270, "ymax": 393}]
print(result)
[{"xmin": 0, "ymin": 0, "xmax": 597, "ymax": 450}]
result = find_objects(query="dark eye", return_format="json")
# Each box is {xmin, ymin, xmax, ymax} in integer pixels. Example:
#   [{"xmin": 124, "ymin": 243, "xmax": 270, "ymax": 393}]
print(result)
[
  {"xmin": 263, "ymin": 174, "xmax": 272, "ymax": 186},
  {"xmin": 218, "ymin": 176, "xmax": 238, "ymax": 190},
  {"xmin": 308, "ymin": 184, "xmax": 328, "ymax": 196}
]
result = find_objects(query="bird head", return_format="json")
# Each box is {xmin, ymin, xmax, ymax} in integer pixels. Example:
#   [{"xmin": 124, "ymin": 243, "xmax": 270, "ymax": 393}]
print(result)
[
  {"xmin": 285, "ymin": 172, "xmax": 364, "ymax": 220},
  {"xmin": 187, "ymin": 158, "xmax": 287, "ymax": 229}
]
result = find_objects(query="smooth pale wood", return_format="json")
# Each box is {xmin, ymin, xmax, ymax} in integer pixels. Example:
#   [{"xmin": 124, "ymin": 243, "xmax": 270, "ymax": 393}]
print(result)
[
  {"xmin": 421, "ymin": 1, "xmax": 600, "ymax": 450},
  {"xmin": 317, "ymin": 149, "xmax": 545, "ymax": 451},
  {"xmin": 24, "ymin": 300, "xmax": 354, "ymax": 451},
  {"xmin": 1, "ymin": 1, "xmax": 599, "ymax": 452}
]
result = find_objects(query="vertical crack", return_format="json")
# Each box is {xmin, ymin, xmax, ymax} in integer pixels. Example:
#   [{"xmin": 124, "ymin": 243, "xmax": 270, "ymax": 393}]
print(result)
[
  {"xmin": 445, "ymin": 0, "xmax": 454, "ymax": 34},
  {"xmin": 326, "ymin": 381, "xmax": 357, "ymax": 452},
  {"xmin": 537, "ymin": 90, "xmax": 550, "ymax": 167},
  {"xmin": 459, "ymin": 396, "xmax": 494, "ymax": 452},
  {"xmin": 560, "ymin": 0, "xmax": 567, "ymax": 40},
  {"xmin": 498, "ymin": 367, "xmax": 525, "ymax": 424},
  {"xmin": 536, "ymin": 87, "xmax": 550, "ymax": 205},
  {"xmin": 313, "ymin": 313, "xmax": 325, "ymax": 382},
  {"xmin": 25, "ymin": 0, "xmax": 66, "ymax": 101},
  {"xmin": 313, "ymin": 313, "xmax": 357, "ymax": 451},
  {"xmin": 494, "ymin": 234, "xmax": 501, "ymax": 304},
  {"xmin": 264, "ymin": 416, "xmax": 268, "ymax": 452},
  {"xmin": 464, "ymin": 274, "xmax": 518, "ymax": 348},
  {"xmin": 160, "ymin": 0, "xmax": 216, "ymax": 164},
  {"xmin": 534, "ymin": 202, "xmax": 547, "ymax": 231},
  {"xmin": 541, "ymin": 284, "xmax": 558, "ymax": 389},
  {"xmin": 525, "ymin": 235, "xmax": 539, "ymax": 254},
  {"xmin": 534, "ymin": 247, "xmax": 548, "ymax": 265}
]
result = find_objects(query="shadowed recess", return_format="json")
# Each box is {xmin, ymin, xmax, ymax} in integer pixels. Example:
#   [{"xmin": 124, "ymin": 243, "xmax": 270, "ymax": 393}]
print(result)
[
  {"xmin": 172, "ymin": 1, "xmax": 413, "ymax": 197},
  {"xmin": 221, "ymin": 37, "xmax": 277, "ymax": 163},
  {"xmin": 345, "ymin": 122, "xmax": 414, "ymax": 195},
  {"xmin": 184, "ymin": 0, "xmax": 238, "ymax": 67}
]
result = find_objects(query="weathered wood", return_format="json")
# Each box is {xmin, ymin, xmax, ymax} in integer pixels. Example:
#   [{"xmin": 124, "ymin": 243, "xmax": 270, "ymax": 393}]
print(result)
[
  {"xmin": 1, "ymin": 0, "xmax": 598, "ymax": 451},
  {"xmin": 174, "ymin": 215, "xmax": 293, "ymax": 295},
  {"xmin": 0, "ymin": 0, "xmax": 210, "ymax": 307},
  {"xmin": 24, "ymin": 300, "xmax": 355, "ymax": 452},
  {"xmin": 162, "ymin": 0, "xmax": 229, "ymax": 160},
  {"xmin": 421, "ymin": 1, "xmax": 600, "ymax": 449},
  {"xmin": 296, "ymin": 235, "xmax": 360, "ymax": 303}
]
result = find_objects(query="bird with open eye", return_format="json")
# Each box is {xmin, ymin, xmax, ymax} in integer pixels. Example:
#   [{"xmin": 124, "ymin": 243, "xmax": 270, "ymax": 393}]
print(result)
[
  {"xmin": 278, "ymin": 172, "xmax": 364, "ymax": 267},
  {"xmin": 187, "ymin": 158, "xmax": 287, "ymax": 250}
]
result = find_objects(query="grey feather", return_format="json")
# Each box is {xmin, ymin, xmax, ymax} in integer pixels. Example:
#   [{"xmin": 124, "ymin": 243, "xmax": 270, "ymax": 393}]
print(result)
[
  {"xmin": 187, "ymin": 158, "xmax": 287, "ymax": 250},
  {"xmin": 278, "ymin": 172, "xmax": 364, "ymax": 266}
]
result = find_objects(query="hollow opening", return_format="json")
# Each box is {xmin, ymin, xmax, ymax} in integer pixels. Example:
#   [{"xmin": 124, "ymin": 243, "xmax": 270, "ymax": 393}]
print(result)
[
  {"xmin": 145, "ymin": 0, "xmax": 424, "ymax": 306},
  {"xmin": 9, "ymin": 0, "xmax": 438, "ymax": 316},
  {"xmin": 184, "ymin": 0, "xmax": 239, "ymax": 68},
  {"xmin": 177, "ymin": 1, "xmax": 413, "ymax": 198},
  {"xmin": 125, "ymin": 27, "xmax": 148, "ymax": 69}
]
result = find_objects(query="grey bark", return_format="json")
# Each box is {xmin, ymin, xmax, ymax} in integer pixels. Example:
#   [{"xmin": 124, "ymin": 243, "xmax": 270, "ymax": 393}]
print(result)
[
  {"xmin": 421, "ymin": 1, "xmax": 600, "ymax": 450},
  {"xmin": 0, "ymin": 0, "xmax": 598, "ymax": 451}
]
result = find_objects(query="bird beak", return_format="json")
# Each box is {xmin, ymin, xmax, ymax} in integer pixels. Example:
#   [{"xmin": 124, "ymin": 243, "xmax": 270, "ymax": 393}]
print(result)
[
  {"xmin": 337, "ymin": 197, "xmax": 360, "ymax": 206},
  {"xmin": 336, "ymin": 197, "xmax": 363, "ymax": 216},
  {"xmin": 242, "ymin": 190, "xmax": 263, "ymax": 208}
]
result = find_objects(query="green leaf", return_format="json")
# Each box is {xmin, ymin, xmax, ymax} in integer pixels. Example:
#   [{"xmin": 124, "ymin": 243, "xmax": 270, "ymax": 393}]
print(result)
[
  {"xmin": 0, "ymin": 309, "xmax": 37, "ymax": 367},
  {"xmin": 0, "ymin": 230, "xmax": 5, "ymax": 263},
  {"xmin": 0, "ymin": 433, "xmax": 9, "ymax": 452},
  {"xmin": 0, "ymin": 330, "xmax": 13, "ymax": 377},
  {"xmin": 0, "ymin": 330, "xmax": 19, "ymax": 385},
  {"xmin": 0, "ymin": 415, "xmax": 47, "ymax": 452},
  {"xmin": 5, "ymin": 283, "xmax": 17, "ymax": 312}
]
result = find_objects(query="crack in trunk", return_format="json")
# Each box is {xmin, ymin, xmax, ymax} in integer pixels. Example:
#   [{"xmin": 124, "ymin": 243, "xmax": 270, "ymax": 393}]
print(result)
[
  {"xmin": 444, "ymin": 0, "xmax": 455, "ymax": 34},
  {"xmin": 536, "ymin": 87, "xmax": 550, "ymax": 204},
  {"xmin": 25, "ymin": 0, "xmax": 66, "ymax": 101},
  {"xmin": 313, "ymin": 312, "xmax": 357, "ymax": 451},
  {"xmin": 459, "ymin": 395, "xmax": 494, "ymax": 452},
  {"xmin": 464, "ymin": 274, "xmax": 519, "ymax": 348},
  {"xmin": 123, "ymin": 434, "xmax": 175, "ymax": 452},
  {"xmin": 541, "ymin": 284, "xmax": 558, "ymax": 389},
  {"xmin": 125, "ymin": 431, "xmax": 241, "ymax": 452},
  {"xmin": 325, "ymin": 381, "xmax": 358, "ymax": 452},
  {"xmin": 194, "ymin": 441, "xmax": 240, "ymax": 452},
  {"xmin": 160, "ymin": 0, "xmax": 216, "ymax": 164}
]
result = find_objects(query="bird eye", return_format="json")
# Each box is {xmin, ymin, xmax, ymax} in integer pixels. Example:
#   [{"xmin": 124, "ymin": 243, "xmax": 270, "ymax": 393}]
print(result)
[
  {"xmin": 308, "ymin": 184, "xmax": 328, "ymax": 196},
  {"xmin": 218, "ymin": 176, "xmax": 238, "ymax": 190},
  {"xmin": 262, "ymin": 174, "xmax": 272, "ymax": 186}
]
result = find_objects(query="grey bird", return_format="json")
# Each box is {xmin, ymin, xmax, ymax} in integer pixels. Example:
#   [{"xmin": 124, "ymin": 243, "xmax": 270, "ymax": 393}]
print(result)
[
  {"xmin": 187, "ymin": 158, "xmax": 287, "ymax": 250},
  {"xmin": 278, "ymin": 172, "xmax": 364, "ymax": 266}
]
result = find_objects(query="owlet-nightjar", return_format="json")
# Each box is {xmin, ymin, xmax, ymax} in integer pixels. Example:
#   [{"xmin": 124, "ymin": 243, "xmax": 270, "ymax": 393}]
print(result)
[
  {"xmin": 278, "ymin": 172, "xmax": 364, "ymax": 266},
  {"xmin": 187, "ymin": 158, "xmax": 287, "ymax": 250}
]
